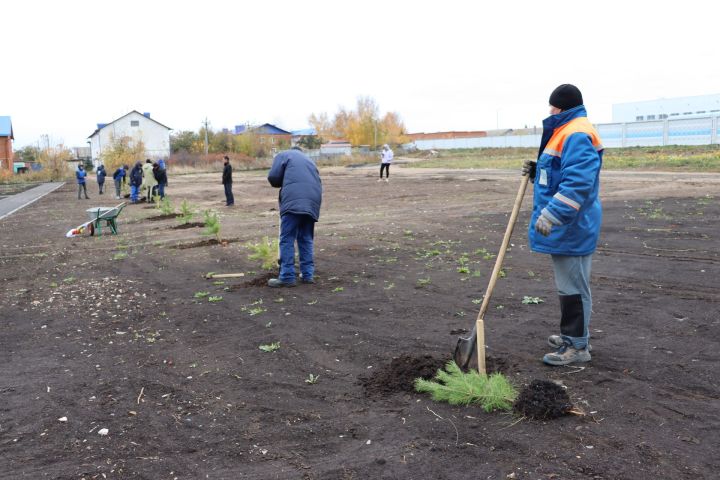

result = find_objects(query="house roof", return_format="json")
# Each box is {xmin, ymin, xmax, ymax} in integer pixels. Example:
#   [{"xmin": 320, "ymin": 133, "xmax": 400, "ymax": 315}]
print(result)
[
  {"xmin": 234, "ymin": 123, "xmax": 291, "ymax": 135},
  {"xmin": 0, "ymin": 116, "xmax": 13, "ymax": 138},
  {"xmin": 87, "ymin": 110, "xmax": 172, "ymax": 138},
  {"xmin": 291, "ymin": 127, "xmax": 317, "ymax": 136}
]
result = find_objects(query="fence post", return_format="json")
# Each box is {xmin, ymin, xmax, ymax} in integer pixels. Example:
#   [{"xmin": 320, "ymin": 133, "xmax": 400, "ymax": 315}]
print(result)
[
  {"xmin": 712, "ymin": 117, "xmax": 718, "ymax": 145},
  {"xmin": 663, "ymin": 119, "xmax": 669, "ymax": 146}
]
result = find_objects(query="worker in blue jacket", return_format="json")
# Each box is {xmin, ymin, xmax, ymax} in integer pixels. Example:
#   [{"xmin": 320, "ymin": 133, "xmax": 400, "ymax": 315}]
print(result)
[
  {"xmin": 129, "ymin": 161, "xmax": 143, "ymax": 203},
  {"xmin": 266, "ymin": 147, "xmax": 322, "ymax": 287},
  {"xmin": 96, "ymin": 164, "xmax": 107, "ymax": 195},
  {"xmin": 76, "ymin": 164, "xmax": 89, "ymax": 200},
  {"xmin": 522, "ymin": 84, "xmax": 603, "ymax": 366},
  {"xmin": 113, "ymin": 165, "xmax": 128, "ymax": 199}
]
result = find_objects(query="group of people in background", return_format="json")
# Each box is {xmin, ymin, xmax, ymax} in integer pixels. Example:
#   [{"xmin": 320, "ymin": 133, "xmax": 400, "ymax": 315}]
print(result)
[{"xmin": 76, "ymin": 159, "xmax": 168, "ymax": 203}]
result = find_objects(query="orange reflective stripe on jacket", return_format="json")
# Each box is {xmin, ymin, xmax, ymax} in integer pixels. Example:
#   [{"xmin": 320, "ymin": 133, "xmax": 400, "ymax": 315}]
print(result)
[{"xmin": 542, "ymin": 117, "xmax": 603, "ymax": 157}]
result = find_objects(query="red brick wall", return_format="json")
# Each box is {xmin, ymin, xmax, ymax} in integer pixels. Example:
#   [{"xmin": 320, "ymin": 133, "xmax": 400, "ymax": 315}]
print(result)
[{"xmin": 0, "ymin": 137, "xmax": 12, "ymax": 170}]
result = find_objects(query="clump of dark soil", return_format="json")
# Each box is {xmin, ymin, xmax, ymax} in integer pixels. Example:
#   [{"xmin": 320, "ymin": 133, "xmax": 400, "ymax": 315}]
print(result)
[
  {"xmin": 229, "ymin": 272, "xmax": 276, "ymax": 288},
  {"xmin": 170, "ymin": 238, "xmax": 240, "ymax": 249},
  {"xmin": 171, "ymin": 222, "xmax": 204, "ymax": 230},
  {"xmin": 361, "ymin": 354, "xmax": 447, "ymax": 396},
  {"xmin": 513, "ymin": 380, "xmax": 573, "ymax": 420},
  {"xmin": 147, "ymin": 213, "xmax": 179, "ymax": 221},
  {"xmin": 361, "ymin": 354, "xmax": 514, "ymax": 397}
]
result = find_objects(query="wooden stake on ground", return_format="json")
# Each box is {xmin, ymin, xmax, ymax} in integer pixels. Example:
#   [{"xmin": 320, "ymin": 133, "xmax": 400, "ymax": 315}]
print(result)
[
  {"xmin": 476, "ymin": 319, "xmax": 486, "ymax": 374},
  {"xmin": 205, "ymin": 273, "xmax": 245, "ymax": 279}
]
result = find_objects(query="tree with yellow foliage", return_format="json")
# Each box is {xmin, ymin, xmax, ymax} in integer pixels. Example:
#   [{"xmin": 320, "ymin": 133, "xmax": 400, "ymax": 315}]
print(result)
[{"xmin": 308, "ymin": 96, "xmax": 408, "ymax": 148}]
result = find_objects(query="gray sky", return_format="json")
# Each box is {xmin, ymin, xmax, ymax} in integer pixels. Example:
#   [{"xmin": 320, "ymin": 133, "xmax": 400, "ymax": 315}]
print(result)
[{"xmin": 5, "ymin": 0, "xmax": 719, "ymax": 148}]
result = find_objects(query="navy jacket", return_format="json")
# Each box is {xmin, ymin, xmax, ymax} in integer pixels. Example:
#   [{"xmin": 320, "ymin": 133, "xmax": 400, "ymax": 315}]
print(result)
[
  {"xmin": 267, "ymin": 149, "xmax": 322, "ymax": 221},
  {"xmin": 222, "ymin": 163, "xmax": 232, "ymax": 184},
  {"xmin": 529, "ymin": 106, "xmax": 603, "ymax": 255},
  {"xmin": 96, "ymin": 166, "xmax": 106, "ymax": 184},
  {"xmin": 129, "ymin": 165, "xmax": 143, "ymax": 187}
]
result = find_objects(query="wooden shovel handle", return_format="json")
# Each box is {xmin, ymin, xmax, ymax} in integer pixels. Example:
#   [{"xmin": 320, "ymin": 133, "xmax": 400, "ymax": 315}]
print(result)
[{"xmin": 476, "ymin": 174, "xmax": 530, "ymax": 322}]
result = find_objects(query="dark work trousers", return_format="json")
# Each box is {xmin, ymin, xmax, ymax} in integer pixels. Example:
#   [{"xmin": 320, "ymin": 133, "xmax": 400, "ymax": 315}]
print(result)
[
  {"xmin": 78, "ymin": 183, "xmax": 89, "ymax": 199},
  {"xmin": 278, "ymin": 213, "xmax": 315, "ymax": 283},
  {"xmin": 224, "ymin": 182, "xmax": 234, "ymax": 206},
  {"xmin": 380, "ymin": 163, "xmax": 390, "ymax": 178},
  {"xmin": 98, "ymin": 181, "xmax": 105, "ymax": 194}
]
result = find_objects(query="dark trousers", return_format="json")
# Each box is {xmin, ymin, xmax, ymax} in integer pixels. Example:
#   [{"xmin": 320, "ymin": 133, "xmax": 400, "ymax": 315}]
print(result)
[
  {"xmin": 279, "ymin": 213, "xmax": 315, "ymax": 282},
  {"xmin": 98, "ymin": 181, "xmax": 104, "ymax": 194},
  {"xmin": 224, "ymin": 182, "xmax": 234, "ymax": 205},
  {"xmin": 78, "ymin": 183, "xmax": 89, "ymax": 199},
  {"xmin": 380, "ymin": 163, "xmax": 390, "ymax": 178}
]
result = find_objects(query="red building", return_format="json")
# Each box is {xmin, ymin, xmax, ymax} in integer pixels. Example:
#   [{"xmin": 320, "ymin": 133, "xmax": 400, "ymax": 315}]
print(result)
[{"xmin": 0, "ymin": 116, "xmax": 13, "ymax": 171}]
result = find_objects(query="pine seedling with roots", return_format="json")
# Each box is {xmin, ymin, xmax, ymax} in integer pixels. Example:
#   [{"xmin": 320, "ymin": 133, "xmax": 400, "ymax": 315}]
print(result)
[{"xmin": 415, "ymin": 361, "xmax": 517, "ymax": 412}]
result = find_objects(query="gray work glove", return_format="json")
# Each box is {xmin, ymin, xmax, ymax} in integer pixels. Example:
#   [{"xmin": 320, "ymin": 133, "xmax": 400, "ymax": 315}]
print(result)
[
  {"xmin": 535, "ymin": 214, "xmax": 553, "ymax": 236},
  {"xmin": 522, "ymin": 159, "xmax": 537, "ymax": 179}
]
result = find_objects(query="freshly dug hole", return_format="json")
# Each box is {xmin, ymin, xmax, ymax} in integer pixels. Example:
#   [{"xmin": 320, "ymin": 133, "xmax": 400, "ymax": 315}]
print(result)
[
  {"xmin": 513, "ymin": 380, "xmax": 573, "ymax": 420},
  {"xmin": 360, "ymin": 354, "xmax": 510, "ymax": 397},
  {"xmin": 361, "ymin": 354, "xmax": 446, "ymax": 396}
]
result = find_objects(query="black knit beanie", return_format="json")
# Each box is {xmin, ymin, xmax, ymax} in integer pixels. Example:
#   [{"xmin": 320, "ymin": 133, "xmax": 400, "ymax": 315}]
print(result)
[{"xmin": 549, "ymin": 84, "xmax": 583, "ymax": 111}]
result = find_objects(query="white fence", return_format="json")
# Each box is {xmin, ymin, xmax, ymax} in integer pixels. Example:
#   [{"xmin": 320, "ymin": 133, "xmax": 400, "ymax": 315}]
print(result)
[{"xmin": 410, "ymin": 116, "xmax": 720, "ymax": 150}]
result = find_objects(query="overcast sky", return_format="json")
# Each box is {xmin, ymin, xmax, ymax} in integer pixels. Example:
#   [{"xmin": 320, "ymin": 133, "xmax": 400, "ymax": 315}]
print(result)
[{"xmin": 4, "ymin": 0, "xmax": 719, "ymax": 148}]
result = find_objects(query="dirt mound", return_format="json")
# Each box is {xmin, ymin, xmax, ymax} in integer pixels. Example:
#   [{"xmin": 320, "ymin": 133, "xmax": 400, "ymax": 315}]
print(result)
[
  {"xmin": 360, "ymin": 354, "xmax": 447, "ymax": 396},
  {"xmin": 171, "ymin": 222, "xmax": 204, "ymax": 230},
  {"xmin": 513, "ymin": 380, "xmax": 573, "ymax": 420},
  {"xmin": 147, "ymin": 213, "xmax": 179, "ymax": 221},
  {"xmin": 226, "ymin": 272, "xmax": 276, "ymax": 288}
]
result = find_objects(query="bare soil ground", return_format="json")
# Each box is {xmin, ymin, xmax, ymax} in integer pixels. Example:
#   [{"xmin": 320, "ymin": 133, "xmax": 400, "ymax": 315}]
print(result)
[{"xmin": 1, "ymin": 166, "xmax": 719, "ymax": 479}]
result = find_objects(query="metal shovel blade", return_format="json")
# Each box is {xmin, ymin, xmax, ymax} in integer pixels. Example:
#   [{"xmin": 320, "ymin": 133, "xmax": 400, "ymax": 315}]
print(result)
[{"xmin": 453, "ymin": 326, "xmax": 476, "ymax": 370}]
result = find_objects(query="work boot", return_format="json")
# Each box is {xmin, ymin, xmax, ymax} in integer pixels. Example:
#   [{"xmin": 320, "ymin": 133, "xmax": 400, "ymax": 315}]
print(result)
[
  {"xmin": 300, "ymin": 277, "xmax": 315, "ymax": 284},
  {"xmin": 377, "ymin": 178, "xmax": 383, "ymax": 182},
  {"xmin": 267, "ymin": 278, "xmax": 296, "ymax": 288},
  {"xmin": 548, "ymin": 335, "xmax": 592, "ymax": 352},
  {"xmin": 543, "ymin": 343, "xmax": 591, "ymax": 366}
]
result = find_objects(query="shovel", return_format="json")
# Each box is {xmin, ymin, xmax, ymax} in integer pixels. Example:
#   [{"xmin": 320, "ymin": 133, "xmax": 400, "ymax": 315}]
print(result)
[{"xmin": 453, "ymin": 172, "xmax": 531, "ymax": 373}]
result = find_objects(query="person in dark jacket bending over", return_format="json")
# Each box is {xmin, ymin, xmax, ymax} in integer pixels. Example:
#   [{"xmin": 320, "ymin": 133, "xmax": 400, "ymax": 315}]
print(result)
[
  {"xmin": 522, "ymin": 84, "xmax": 603, "ymax": 366},
  {"xmin": 222, "ymin": 156, "xmax": 234, "ymax": 206},
  {"xmin": 267, "ymin": 147, "xmax": 322, "ymax": 287},
  {"xmin": 129, "ymin": 161, "xmax": 143, "ymax": 203}
]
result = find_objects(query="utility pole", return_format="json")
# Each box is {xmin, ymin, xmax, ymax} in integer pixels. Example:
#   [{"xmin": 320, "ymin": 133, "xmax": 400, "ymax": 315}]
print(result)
[{"xmin": 203, "ymin": 117, "xmax": 209, "ymax": 155}]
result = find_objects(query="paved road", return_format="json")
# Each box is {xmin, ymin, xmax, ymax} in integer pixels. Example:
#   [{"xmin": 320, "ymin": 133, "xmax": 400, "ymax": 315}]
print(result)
[{"xmin": 0, "ymin": 182, "xmax": 65, "ymax": 221}]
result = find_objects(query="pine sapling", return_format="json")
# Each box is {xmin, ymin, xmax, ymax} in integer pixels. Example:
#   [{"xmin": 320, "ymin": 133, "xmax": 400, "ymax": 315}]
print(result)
[
  {"xmin": 415, "ymin": 361, "xmax": 517, "ymax": 412},
  {"xmin": 203, "ymin": 210, "xmax": 221, "ymax": 241}
]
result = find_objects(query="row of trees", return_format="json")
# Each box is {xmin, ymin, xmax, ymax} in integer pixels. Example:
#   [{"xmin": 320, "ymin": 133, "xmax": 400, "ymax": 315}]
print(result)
[
  {"xmin": 169, "ymin": 96, "xmax": 408, "ymax": 156},
  {"xmin": 170, "ymin": 129, "xmax": 285, "ymax": 158},
  {"xmin": 308, "ymin": 97, "xmax": 409, "ymax": 147},
  {"xmin": 14, "ymin": 142, "xmax": 74, "ymax": 179}
]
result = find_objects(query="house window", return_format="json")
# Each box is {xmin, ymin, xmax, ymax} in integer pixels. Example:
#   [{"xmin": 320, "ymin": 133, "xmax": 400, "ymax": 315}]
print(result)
[
  {"xmin": 131, "ymin": 120, "xmax": 140, "ymax": 127},
  {"xmin": 683, "ymin": 112, "xmax": 693, "ymax": 115},
  {"xmin": 647, "ymin": 115, "xmax": 655, "ymax": 120},
  {"xmin": 670, "ymin": 113, "xmax": 679, "ymax": 116},
  {"xmin": 696, "ymin": 111, "xmax": 706, "ymax": 114},
  {"xmin": 271, "ymin": 137, "xmax": 275, "ymax": 144},
  {"xmin": 635, "ymin": 116, "xmax": 644, "ymax": 121},
  {"xmin": 659, "ymin": 114, "xmax": 668, "ymax": 119}
]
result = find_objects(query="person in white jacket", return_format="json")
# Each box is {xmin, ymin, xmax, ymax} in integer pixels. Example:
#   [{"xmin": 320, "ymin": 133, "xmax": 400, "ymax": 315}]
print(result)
[{"xmin": 379, "ymin": 144, "xmax": 393, "ymax": 182}]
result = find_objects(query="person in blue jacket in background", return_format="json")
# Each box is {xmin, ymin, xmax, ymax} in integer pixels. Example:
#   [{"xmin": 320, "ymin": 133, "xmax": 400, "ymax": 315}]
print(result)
[
  {"xmin": 266, "ymin": 147, "xmax": 322, "ymax": 287},
  {"xmin": 96, "ymin": 164, "xmax": 107, "ymax": 195},
  {"xmin": 113, "ymin": 164, "xmax": 128, "ymax": 199},
  {"xmin": 76, "ymin": 164, "xmax": 89, "ymax": 200},
  {"xmin": 522, "ymin": 84, "xmax": 603, "ymax": 366},
  {"xmin": 129, "ymin": 161, "xmax": 143, "ymax": 203}
]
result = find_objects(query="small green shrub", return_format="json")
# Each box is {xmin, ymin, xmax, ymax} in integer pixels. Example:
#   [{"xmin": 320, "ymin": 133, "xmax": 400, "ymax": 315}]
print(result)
[
  {"xmin": 247, "ymin": 236, "xmax": 279, "ymax": 270},
  {"xmin": 203, "ymin": 210, "xmax": 221, "ymax": 241},
  {"xmin": 179, "ymin": 200, "xmax": 195, "ymax": 224},
  {"xmin": 159, "ymin": 197, "xmax": 174, "ymax": 215}
]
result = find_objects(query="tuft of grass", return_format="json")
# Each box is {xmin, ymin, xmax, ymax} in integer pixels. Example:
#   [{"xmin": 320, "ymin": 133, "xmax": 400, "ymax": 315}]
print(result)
[
  {"xmin": 415, "ymin": 361, "xmax": 517, "ymax": 412},
  {"xmin": 522, "ymin": 296, "xmax": 544, "ymax": 304},
  {"xmin": 305, "ymin": 373, "xmax": 320, "ymax": 385},
  {"xmin": 332, "ymin": 287, "xmax": 344, "ymax": 293},
  {"xmin": 247, "ymin": 236, "xmax": 279, "ymax": 270},
  {"xmin": 194, "ymin": 291, "xmax": 210, "ymax": 299},
  {"xmin": 208, "ymin": 295, "xmax": 223, "ymax": 302},
  {"xmin": 113, "ymin": 252, "xmax": 128, "ymax": 261},
  {"xmin": 259, "ymin": 342, "xmax": 280, "ymax": 352}
]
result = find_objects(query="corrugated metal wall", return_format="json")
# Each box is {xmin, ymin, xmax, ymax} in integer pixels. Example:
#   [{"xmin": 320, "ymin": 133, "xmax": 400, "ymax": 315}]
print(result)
[{"xmin": 410, "ymin": 116, "xmax": 720, "ymax": 150}]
